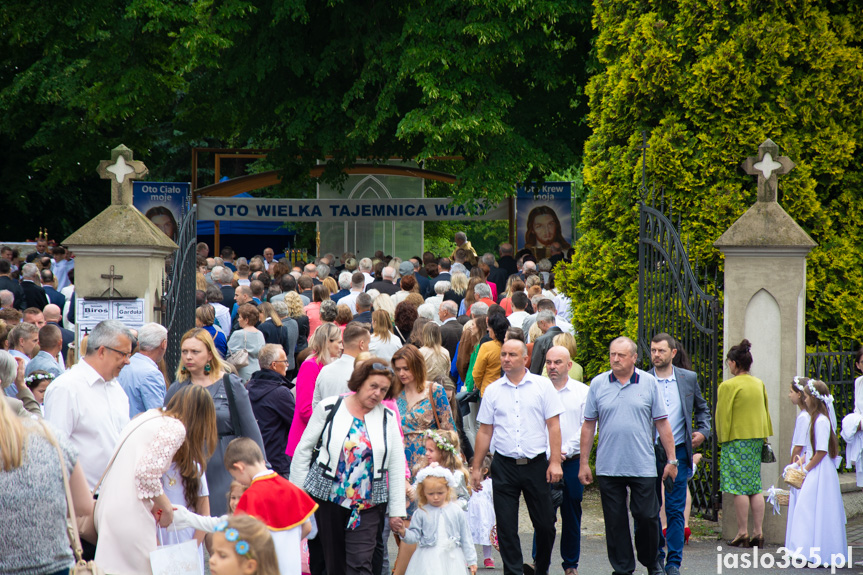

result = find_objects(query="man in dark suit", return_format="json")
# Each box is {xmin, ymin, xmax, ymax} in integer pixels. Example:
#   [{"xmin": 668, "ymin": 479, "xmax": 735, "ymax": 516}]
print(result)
[
  {"xmin": 0, "ymin": 259, "xmax": 25, "ymax": 310},
  {"xmin": 548, "ymin": 242, "xmax": 565, "ymax": 268},
  {"xmin": 405, "ymin": 260, "xmax": 430, "ymax": 299},
  {"xmin": 529, "ymin": 311, "xmax": 563, "ymax": 374},
  {"xmin": 497, "ymin": 242, "xmax": 518, "ymax": 278},
  {"xmin": 428, "ymin": 258, "xmax": 452, "ymax": 295},
  {"xmin": 43, "ymin": 303, "xmax": 74, "ymax": 360},
  {"xmin": 351, "ymin": 293, "xmax": 373, "ymax": 325},
  {"xmin": 648, "ymin": 333, "xmax": 711, "ymax": 575},
  {"xmin": 481, "ymin": 252, "xmax": 508, "ymax": 299},
  {"xmin": 40, "ymin": 269, "xmax": 66, "ymax": 309},
  {"xmin": 20, "ymin": 263, "xmax": 49, "ymax": 310},
  {"xmin": 213, "ymin": 265, "xmax": 236, "ymax": 307},
  {"xmin": 438, "ymin": 301, "xmax": 462, "ymax": 360},
  {"xmin": 366, "ymin": 266, "xmax": 399, "ymax": 295}
]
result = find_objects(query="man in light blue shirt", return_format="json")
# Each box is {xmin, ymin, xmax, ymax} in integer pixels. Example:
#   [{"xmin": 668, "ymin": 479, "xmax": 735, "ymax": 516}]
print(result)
[
  {"xmin": 117, "ymin": 323, "xmax": 168, "ymax": 417},
  {"xmin": 579, "ymin": 336, "xmax": 677, "ymax": 575}
]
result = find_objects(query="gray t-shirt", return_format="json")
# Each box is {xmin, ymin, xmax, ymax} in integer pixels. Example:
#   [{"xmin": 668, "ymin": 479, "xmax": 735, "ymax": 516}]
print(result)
[
  {"xmin": 583, "ymin": 368, "xmax": 667, "ymax": 477},
  {"xmin": 0, "ymin": 420, "xmax": 77, "ymax": 574}
]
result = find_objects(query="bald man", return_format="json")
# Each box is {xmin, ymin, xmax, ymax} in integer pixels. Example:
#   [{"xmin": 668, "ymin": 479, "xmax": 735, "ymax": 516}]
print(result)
[
  {"xmin": 471, "ymin": 339, "xmax": 563, "ymax": 575},
  {"xmin": 542, "ymin": 346, "xmax": 590, "ymax": 575},
  {"xmin": 44, "ymin": 304, "xmax": 75, "ymax": 360}
]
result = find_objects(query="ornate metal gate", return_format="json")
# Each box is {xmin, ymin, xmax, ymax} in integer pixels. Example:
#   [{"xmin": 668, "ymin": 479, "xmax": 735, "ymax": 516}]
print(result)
[
  {"xmin": 161, "ymin": 204, "xmax": 198, "ymax": 376},
  {"xmin": 638, "ymin": 196, "xmax": 722, "ymax": 520}
]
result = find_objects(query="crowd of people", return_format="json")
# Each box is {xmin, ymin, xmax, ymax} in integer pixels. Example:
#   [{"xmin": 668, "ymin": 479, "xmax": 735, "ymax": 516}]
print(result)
[{"xmin": 0, "ymin": 233, "xmax": 852, "ymax": 575}]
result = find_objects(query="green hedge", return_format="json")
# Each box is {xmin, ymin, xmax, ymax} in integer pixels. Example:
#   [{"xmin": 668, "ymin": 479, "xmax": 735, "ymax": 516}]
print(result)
[{"xmin": 559, "ymin": 0, "xmax": 863, "ymax": 379}]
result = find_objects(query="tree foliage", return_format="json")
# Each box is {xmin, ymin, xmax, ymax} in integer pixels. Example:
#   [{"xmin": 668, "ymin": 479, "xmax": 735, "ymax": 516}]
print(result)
[
  {"xmin": 559, "ymin": 0, "xmax": 863, "ymax": 378},
  {"xmin": 0, "ymin": 0, "xmax": 593, "ymax": 239}
]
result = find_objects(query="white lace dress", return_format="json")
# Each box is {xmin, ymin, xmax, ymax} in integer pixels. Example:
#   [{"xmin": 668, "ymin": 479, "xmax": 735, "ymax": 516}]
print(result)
[{"xmin": 94, "ymin": 409, "xmax": 187, "ymax": 574}]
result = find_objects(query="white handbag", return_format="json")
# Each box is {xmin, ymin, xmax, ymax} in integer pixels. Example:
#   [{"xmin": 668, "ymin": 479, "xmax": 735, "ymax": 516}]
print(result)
[{"xmin": 149, "ymin": 525, "xmax": 202, "ymax": 575}]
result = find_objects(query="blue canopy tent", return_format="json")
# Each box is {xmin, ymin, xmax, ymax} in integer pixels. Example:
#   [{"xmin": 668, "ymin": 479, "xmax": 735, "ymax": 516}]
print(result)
[{"xmin": 197, "ymin": 193, "xmax": 296, "ymax": 258}]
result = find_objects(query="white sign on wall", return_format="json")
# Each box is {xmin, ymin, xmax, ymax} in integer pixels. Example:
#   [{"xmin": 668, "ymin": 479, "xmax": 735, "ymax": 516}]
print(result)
[{"xmin": 76, "ymin": 298, "xmax": 147, "ymax": 347}]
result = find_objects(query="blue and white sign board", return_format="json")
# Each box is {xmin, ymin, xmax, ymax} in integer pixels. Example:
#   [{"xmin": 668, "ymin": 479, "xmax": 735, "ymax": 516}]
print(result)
[
  {"xmin": 133, "ymin": 182, "xmax": 191, "ymax": 242},
  {"xmin": 197, "ymin": 197, "xmax": 506, "ymax": 222}
]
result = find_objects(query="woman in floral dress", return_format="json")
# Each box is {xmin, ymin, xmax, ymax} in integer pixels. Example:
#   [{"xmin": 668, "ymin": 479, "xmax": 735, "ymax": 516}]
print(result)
[{"xmin": 391, "ymin": 345, "xmax": 455, "ymax": 575}]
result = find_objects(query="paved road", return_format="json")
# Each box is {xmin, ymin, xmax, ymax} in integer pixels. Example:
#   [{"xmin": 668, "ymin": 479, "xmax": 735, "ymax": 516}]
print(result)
[{"xmin": 381, "ymin": 490, "xmax": 863, "ymax": 574}]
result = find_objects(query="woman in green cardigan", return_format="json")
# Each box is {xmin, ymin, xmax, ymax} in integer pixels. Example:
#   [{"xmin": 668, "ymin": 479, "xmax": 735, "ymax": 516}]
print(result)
[{"xmin": 716, "ymin": 339, "xmax": 773, "ymax": 548}]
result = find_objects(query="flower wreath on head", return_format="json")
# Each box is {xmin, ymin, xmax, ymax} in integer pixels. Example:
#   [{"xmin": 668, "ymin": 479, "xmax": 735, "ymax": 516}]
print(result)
[
  {"xmin": 24, "ymin": 372, "xmax": 55, "ymax": 385},
  {"xmin": 415, "ymin": 462, "xmax": 458, "ymax": 488},
  {"xmin": 215, "ymin": 520, "xmax": 252, "ymax": 557},
  {"xmin": 806, "ymin": 379, "xmax": 833, "ymax": 406},
  {"xmin": 425, "ymin": 429, "xmax": 458, "ymax": 456},
  {"xmin": 792, "ymin": 376, "xmax": 806, "ymax": 392}
]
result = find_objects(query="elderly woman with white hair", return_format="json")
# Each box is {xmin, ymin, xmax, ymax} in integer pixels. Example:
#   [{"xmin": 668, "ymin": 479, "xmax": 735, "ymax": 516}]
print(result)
[
  {"xmin": 425, "ymin": 281, "xmax": 450, "ymax": 323},
  {"xmin": 1, "ymin": 350, "xmax": 39, "ymax": 417}
]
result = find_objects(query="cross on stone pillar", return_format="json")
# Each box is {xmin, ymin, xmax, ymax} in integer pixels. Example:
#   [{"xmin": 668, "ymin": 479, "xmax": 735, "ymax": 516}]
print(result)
[
  {"xmin": 100, "ymin": 265, "xmax": 124, "ymax": 297},
  {"xmin": 97, "ymin": 144, "xmax": 148, "ymax": 206},
  {"xmin": 740, "ymin": 139, "xmax": 795, "ymax": 203}
]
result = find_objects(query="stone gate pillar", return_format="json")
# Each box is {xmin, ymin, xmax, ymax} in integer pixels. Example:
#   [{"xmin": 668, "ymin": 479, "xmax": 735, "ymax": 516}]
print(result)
[
  {"xmin": 63, "ymin": 145, "xmax": 178, "ymax": 338},
  {"xmin": 713, "ymin": 139, "xmax": 816, "ymax": 543}
]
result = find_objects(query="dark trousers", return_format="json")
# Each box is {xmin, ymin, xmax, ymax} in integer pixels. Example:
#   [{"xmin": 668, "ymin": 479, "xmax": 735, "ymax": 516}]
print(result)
[
  {"xmin": 597, "ymin": 475, "xmax": 660, "ymax": 575},
  {"xmin": 491, "ymin": 454, "xmax": 556, "ymax": 575},
  {"xmin": 313, "ymin": 498, "xmax": 383, "ymax": 575},
  {"xmin": 371, "ymin": 504, "xmax": 388, "ymax": 575},
  {"xmin": 655, "ymin": 444, "xmax": 691, "ymax": 569},
  {"xmin": 308, "ymin": 531, "xmax": 327, "ymax": 575},
  {"xmin": 530, "ymin": 458, "xmax": 583, "ymax": 570}
]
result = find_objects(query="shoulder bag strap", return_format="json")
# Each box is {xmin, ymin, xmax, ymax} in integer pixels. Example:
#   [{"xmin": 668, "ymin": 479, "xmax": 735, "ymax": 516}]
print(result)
[
  {"xmin": 222, "ymin": 374, "xmax": 244, "ymax": 438},
  {"xmin": 41, "ymin": 422, "xmax": 86, "ymax": 564},
  {"xmin": 428, "ymin": 382, "xmax": 442, "ymax": 429},
  {"xmin": 92, "ymin": 411, "xmax": 154, "ymax": 494},
  {"xmin": 313, "ymin": 396, "xmax": 344, "ymax": 467}
]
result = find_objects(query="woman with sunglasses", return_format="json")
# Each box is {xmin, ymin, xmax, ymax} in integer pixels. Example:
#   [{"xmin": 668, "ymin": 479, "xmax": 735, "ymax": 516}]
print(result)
[
  {"xmin": 246, "ymin": 343, "xmax": 295, "ymax": 477},
  {"xmin": 290, "ymin": 357, "xmax": 406, "ymax": 575}
]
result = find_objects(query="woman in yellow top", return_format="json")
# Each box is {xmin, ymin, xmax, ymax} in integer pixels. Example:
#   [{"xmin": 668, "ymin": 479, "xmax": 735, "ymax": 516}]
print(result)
[
  {"xmin": 472, "ymin": 314, "xmax": 510, "ymax": 395},
  {"xmin": 716, "ymin": 339, "xmax": 773, "ymax": 548}
]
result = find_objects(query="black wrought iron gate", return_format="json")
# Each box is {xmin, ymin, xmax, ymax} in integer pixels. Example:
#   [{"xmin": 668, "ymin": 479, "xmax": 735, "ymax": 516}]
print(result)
[
  {"xmin": 161, "ymin": 204, "xmax": 198, "ymax": 376},
  {"xmin": 637, "ymin": 198, "xmax": 722, "ymax": 520}
]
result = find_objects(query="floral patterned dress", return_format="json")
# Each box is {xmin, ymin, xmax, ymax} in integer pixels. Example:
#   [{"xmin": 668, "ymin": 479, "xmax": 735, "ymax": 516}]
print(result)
[
  {"xmin": 397, "ymin": 383, "xmax": 456, "ymax": 515},
  {"xmin": 329, "ymin": 417, "xmax": 375, "ymax": 529}
]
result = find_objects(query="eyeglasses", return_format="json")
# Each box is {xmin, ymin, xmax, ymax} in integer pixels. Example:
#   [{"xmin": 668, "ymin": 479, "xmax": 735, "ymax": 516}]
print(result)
[
  {"xmin": 372, "ymin": 362, "xmax": 394, "ymax": 374},
  {"xmin": 271, "ymin": 359, "xmax": 290, "ymax": 365},
  {"xmin": 104, "ymin": 346, "xmax": 133, "ymax": 360}
]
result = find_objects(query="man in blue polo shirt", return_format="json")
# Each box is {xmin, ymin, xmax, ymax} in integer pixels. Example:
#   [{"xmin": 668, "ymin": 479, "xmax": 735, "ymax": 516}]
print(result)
[{"xmin": 578, "ymin": 337, "xmax": 678, "ymax": 575}]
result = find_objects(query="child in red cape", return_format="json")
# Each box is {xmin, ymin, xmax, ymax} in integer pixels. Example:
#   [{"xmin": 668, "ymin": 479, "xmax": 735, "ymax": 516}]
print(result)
[{"xmin": 225, "ymin": 437, "xmax": 317, "ymax": 575}]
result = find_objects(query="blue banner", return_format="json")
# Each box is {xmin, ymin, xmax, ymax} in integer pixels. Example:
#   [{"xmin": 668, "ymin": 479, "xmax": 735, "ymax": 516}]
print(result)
[{"xmin": 133, "ymin": 182, "xmax": 190, "ymax": 242}]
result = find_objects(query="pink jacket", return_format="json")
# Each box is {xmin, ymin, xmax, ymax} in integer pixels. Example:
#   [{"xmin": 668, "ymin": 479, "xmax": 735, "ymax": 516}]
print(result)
[{"xmin": 286, "ymin": 357, "xmax": 325, "ymax": 456}]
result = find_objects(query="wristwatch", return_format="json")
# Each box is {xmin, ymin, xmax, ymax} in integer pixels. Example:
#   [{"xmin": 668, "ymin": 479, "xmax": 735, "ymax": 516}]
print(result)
[{"xmin": 667, "ymin": 459, "xmax": 679, "ymax": 466}]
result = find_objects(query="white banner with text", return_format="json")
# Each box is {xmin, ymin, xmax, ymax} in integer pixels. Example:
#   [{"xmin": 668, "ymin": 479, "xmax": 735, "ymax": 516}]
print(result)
[{"xmin": 197, "ymin": 197, "xmax": 507, "ymax": 222}]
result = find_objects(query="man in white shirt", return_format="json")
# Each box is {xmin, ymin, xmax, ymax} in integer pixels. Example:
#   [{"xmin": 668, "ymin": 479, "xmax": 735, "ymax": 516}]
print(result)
[
  {"xmin": 339, "ymin": 272, "xmax": 367, "ymax": 315},
  {"xmin": 44, "ymin": 319, "xmax": 133, "ymax": 490},
  {"xmin": 507, "ymin": 292, "xmax": 531, "ymax": 329},
  {"xmin": 471, "ymin": 339, "xmax": 564, "ymax": 575},
  {"xmin": 312, "ymin": 323, "xmax": 370, "ymax": 408},
  {"xmin": 544, "ymin": 346, "xmax": 589, "ymax": 575},
  {"xmin": 263, "ymin": 247, "xmax": 276, "ymax": 271},
  {"xmin": 358, "ymin": 258, "xmax": 375, "ymax": 287}
]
